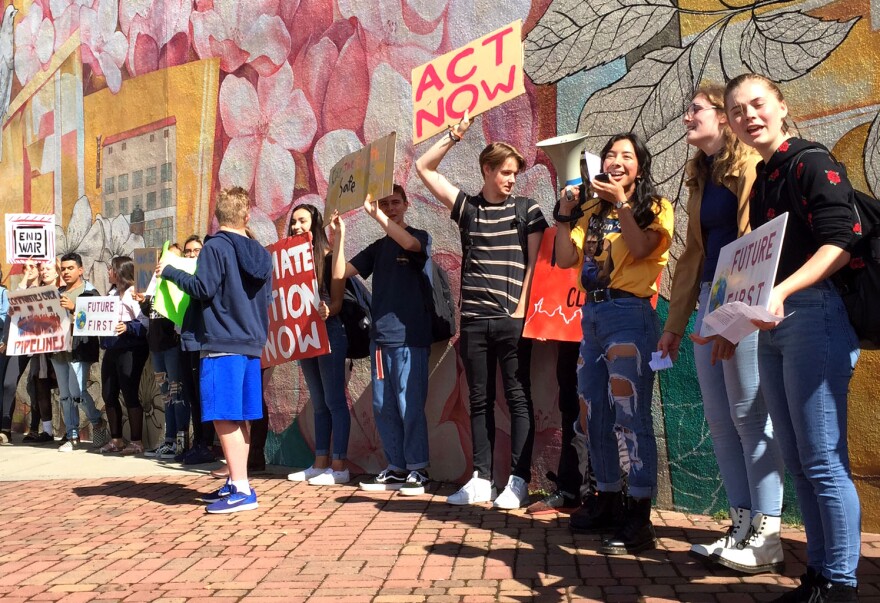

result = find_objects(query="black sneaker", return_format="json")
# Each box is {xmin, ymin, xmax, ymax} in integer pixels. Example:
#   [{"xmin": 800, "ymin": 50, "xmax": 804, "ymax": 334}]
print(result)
[
  {"xmin": 34, "ymin": 432, "xmax": 54, "ymax": 443},
  {"xmin": 359, "ymin": 468, "xmax": 408, "ymax": 491},
  {"xmin": 771, "ymin": 568, "xmax": 826, "ymax": 602},
  {"xmin": 399, "ymin": 470, "xmax": 429, "ymax": 496},
  {"xmin": 818, "ymin": 583, "xmax": 858, "ymax": 603},
  {"xmin": 182, "ymin": 444, "xmax": 216, "ymax": 465}
]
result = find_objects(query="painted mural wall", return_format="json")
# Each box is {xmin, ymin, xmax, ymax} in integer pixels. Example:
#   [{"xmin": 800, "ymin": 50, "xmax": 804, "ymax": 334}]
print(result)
[{"xmin": 0, "ymin": 0, "xmax": 878, "ymax": 529}]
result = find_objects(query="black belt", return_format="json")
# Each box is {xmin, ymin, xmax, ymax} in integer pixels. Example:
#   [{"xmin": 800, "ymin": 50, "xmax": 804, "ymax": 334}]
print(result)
[{"xmin": 586, "ymin": 288, "xmax": 642, "ymax": 303}]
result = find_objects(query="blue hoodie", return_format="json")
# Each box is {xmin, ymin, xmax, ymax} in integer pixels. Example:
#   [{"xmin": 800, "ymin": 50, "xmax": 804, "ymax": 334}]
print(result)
[{"xmin": 162, "ymin": 230, "xmax": 273, "ymax": 357}]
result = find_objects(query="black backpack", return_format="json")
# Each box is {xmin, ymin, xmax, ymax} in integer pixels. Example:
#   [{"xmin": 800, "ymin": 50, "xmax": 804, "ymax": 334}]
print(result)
[
  {"xmin": 422, "ymin": 239, "xmax": 456, "ymax": 343},
  {"xmin": 783, "ymin": 148, "xmax": 880, "ymax": 348},
  {"xmin": 339, "ymin": 276, "xmax": 372, "ymax": 359}
]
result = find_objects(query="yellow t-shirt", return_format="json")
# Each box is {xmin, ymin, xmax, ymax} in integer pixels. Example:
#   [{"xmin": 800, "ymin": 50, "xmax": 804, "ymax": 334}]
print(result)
[{"xmin": 570, "ymin": 198, "xmax": 674, "ymax": 298}]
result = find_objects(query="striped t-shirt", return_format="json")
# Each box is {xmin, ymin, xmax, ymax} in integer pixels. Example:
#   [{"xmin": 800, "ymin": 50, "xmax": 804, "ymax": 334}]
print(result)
[{"xmin": 452, "ymin": 191, "xmax": 548, "ymax": 319}]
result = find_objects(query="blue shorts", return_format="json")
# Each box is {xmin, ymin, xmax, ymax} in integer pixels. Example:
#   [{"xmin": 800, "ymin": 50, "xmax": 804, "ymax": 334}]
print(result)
[{"xmin": 199, "ymin": 355, "xmax": 263, "ymax": 421}]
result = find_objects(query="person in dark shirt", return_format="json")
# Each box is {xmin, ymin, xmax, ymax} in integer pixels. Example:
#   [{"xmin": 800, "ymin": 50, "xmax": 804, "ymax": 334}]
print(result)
[{"xmin": 725, "ymin": 73, "xmax": 861, "ymax": 602}]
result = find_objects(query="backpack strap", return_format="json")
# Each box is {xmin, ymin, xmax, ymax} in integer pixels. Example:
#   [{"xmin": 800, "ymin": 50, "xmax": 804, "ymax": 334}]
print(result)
[{"xmin": 513, "ymin": 196, "xmax": 529, "ymax": 262}]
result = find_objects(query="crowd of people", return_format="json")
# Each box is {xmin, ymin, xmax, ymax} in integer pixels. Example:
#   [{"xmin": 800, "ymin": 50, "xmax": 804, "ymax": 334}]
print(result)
[{"xmin": 0, "ymin": 73, "xmax": 866, "ymax": 601}]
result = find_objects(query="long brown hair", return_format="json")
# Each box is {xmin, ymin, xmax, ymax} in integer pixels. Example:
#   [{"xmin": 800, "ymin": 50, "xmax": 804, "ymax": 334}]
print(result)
[
  {"xmin": 288, "ymin": 204, "xmax": 329, "ymax": 291},
  {"xmin": 110, "ymin": 256, "xmax": 135, "ymax": 294}
]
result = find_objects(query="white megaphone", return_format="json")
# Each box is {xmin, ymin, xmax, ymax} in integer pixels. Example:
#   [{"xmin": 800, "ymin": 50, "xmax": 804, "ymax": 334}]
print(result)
[{"xmin": 536, "ymin": 132, "xmax": 589, "ymax": 188}]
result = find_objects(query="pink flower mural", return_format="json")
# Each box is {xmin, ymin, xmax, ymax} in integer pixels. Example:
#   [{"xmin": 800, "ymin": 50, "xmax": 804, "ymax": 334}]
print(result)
[
  {"xmin": 118, "ymin": 0, "xmax": 191, "ymax": 76},
  {"xmin": 79, "ymin": 0, "xmax": 128, "ymax": 92},
  {"xmin": 14, "ymin": 2, "xmax": 55, "ymax": 86}
]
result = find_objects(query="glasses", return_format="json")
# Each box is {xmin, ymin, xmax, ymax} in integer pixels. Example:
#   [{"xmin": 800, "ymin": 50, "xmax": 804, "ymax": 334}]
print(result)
[
  {"xmin": 184, "ymin": 248, "xmax": 200, "ymax": 256},
  {"xmin": 684, "ymin": 103, "xmax": 719, "ymax": 118}
]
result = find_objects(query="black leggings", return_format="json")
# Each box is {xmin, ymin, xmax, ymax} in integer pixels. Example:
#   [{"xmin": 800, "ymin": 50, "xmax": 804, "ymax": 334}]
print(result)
[
  {"xmin": 102, "ymin": 346, "xmax": 149, "ymax": 440},
  {"xmin": 1, "ymin": 355, "xmax": 30, "ymax": 431},
  {"xmin": 179, "ymin": 350, "xmax": 214, "ymax": 447},
  {"xmin": 28, "ymin": 358, "xmax": 54, "ymax": 430}
]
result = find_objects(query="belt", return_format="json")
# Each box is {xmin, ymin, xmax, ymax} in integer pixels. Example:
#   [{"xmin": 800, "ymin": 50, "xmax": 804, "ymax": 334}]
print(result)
[{"xmin": 586, "ymin": 288, "xmax": 642, "ymax": 303}]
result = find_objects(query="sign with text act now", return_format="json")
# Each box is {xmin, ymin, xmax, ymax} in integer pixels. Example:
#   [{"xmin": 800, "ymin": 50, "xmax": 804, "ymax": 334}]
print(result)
[{"xmin": 411, "ymin": 20, "xmax": 525, "ymax": 143}]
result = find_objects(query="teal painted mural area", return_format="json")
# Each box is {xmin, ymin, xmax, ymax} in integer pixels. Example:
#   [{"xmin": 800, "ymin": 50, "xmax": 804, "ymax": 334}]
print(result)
[{"xmin": 267, "ymin": 418, "xmax": 314, "ymax": 470}]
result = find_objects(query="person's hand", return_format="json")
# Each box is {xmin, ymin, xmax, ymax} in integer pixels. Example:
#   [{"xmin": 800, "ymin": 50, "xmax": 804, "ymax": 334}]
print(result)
[
  {"xmin": 752, "ymin": 287, "xmax": 786, "ymax": 330},
  {"xmin": 328, "ymin": 210, "xmax": 345, "ymax": 240},
  {"xmin": 363, "ymin": 194, "xmax": 380, "ymax": 219},
  {"xmin": 591, "ymin": 175, "xmax": 629, "ymax": 206},
  {"xmin": 133, "ymin": 292, "xmax": 145, "ymax": 302},
  {"xmin": 451, "ymin": 109, "xmax": 471, "ymax": 140},
  {"xmin": 59, "ymin": 295, "xmax": 74, "ymax": 311},
  {"xmin": 156, "ymin": 260, "xmax": 171, "ymax": 276},
  {"xmin": 115, "ymin": 322, "xmax": 126, "ymax": 335},
  {"xmin": 690, "ymin": 332, "xmax": 737, "ymax": 365},
  {"xmin": 318, "ymin": 301, "xmax": 330, "ymax": 321},
  {"xmin": 558, "ymin": 185, "xmax": 580, "ymax": 218},
  {"xmin": 657, "ymin": 331, "xmax": 682, "ymax": 362}
]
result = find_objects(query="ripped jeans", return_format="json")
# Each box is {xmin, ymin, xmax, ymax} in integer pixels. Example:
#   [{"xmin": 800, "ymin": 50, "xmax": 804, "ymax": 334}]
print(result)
[
  {"xmin": 152, "ymin": 347, "xmax": 189, "ymax": 443},
  {"xmin": 577, "ymin": 296, "xmax": 659, "ymax": 499}
]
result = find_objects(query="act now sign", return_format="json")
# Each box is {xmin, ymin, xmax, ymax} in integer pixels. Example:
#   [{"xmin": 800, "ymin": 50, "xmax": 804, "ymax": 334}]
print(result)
[{"xmin": 411, "ymin": 20, "xmax": 525, "ymax": 143}]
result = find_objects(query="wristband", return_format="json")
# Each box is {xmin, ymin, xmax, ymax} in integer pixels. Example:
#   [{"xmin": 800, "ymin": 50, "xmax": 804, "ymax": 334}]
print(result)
[{"xmin": 448, "ymin": 129, "xmax": 462, "ymax": 143}]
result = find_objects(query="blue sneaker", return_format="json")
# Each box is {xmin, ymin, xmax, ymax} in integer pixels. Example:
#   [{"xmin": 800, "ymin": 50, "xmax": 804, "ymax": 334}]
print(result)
[
  {"xmin": 205, "ymin": 487, "xmax": 258, "ymax": 514},
  {"xmin": 200, "ymin": 481, "xmax": 233, "ymax": 503}
]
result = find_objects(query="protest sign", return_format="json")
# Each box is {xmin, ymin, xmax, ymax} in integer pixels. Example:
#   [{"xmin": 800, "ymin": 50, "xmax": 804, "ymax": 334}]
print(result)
[
  {"xmin": 325, "ymin": 132, "xmax": 396, "ymax": 219},
  {"xmin": 133, "ymin": 248, "xmax": 160, "ymax": 293},
  {"xmin": 411, "ymin": 20, "xmax": 525, "ymax": 143},
  {"xmin": 73, "ymin": 296, "xmax": 120, "ymax": 337},
  {"xmin": 523, "ymin": 228, "xmax": 584, "ymax": 342},
  {"xmin": 154, "ymin": 242, "xmax": 197, "ymax": 326},
  {"xmin": 701, "ymin": 213, "xmax": 788, "ymax": 343},
  {"xmin": 262, "ymin": 233, "xmax": 330, "ymax": 368},
  {"xmin": 5, "ymin": 214, "xmax": 56, "ymax": 264},
  {"xmin": 6, "ymin": 285, "xmax": 70, "ymax": 355}
]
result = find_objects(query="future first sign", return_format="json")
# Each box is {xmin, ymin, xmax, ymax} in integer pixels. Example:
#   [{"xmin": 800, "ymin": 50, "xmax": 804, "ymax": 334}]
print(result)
[{"xmin": 5, "ymin": 214, "xmax": 56, "ymax": 264}]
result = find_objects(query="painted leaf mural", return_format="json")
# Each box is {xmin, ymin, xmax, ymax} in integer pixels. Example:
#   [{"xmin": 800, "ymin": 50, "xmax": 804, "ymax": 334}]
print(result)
[
  {"xmin": 864, "ymin": 110, "xmax": 880, "ymax": 199},
  {"xmin": 524, "ymin": 0, "xmax": 677, "ymax": 84}
]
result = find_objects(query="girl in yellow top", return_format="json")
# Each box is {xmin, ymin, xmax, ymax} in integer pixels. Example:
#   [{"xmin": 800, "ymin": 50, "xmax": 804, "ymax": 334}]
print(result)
[{"xmin": 555, "ymin": 132, "xmax": 673, "ymax": 556}]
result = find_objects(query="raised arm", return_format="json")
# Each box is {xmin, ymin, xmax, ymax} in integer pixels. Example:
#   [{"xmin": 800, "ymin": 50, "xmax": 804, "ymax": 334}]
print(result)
[
  {"xmin": 414, "ymin": 114, "xmax": 471, "ymax": 211},
  {"xmin": 329, "ymin": 211, "xmax": 359, "ymax": 280},
  {"xmin": 363, "ymin": 195, "xmax": 423, "ymax": 253},
  {"xmin": 160, "ymin": 247, "xmax": 223, "ymax": 301}
]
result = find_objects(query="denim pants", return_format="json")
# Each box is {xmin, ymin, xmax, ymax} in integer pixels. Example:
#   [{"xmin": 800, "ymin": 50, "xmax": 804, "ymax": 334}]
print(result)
[
  {"xmin": 50, "ymin": 358, "xmax": 102, "ymax": 440},
  {"xmin": 370, "ymin": 342, "xmax": 429, "ymax": 471},
  {"xmin": 152, "ymin": 346, "xmax": 189, "ymax": 442},
  {"xmin": 459, "ymin": 316, "xmax": 535, "ymax": 482},
  {"xmin": 694, "ymin": 282, "xmax": 784, "ymax": 516},
  {"xmin": 578, "ymin": 297, "xmax": 659, "ymax": 499},
  {"xmin": 758, "ymin": 282, "xmax": 860, "ymax": 585},
  {"xmin": 300, "ymin": 316, "xmax": 350, "ymax": 460}
]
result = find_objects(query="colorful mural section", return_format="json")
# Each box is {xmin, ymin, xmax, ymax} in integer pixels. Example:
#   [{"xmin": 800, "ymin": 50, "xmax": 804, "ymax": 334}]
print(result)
[{"xmin": 0, "ymin": 0, "xmax": 878, "ymax": 530}]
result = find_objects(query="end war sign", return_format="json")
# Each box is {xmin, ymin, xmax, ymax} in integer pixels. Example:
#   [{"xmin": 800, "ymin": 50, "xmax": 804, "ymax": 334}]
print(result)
[
  {"xmin": 262, "ymin": 233, "xmax": 331, "ymax": 368},
  {"xmin": 5, "ymin": 214, "xmax": 56, "ymax": 264},
  {"xmin": 411, "ymin": 20, "xmax": 525, "ymax": 143}
]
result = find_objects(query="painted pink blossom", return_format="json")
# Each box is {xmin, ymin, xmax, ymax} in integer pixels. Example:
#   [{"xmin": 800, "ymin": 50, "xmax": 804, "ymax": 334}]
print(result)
[
  {"xmin": 14, "ymin": 3, "xmax": 55, "ymax": 86},
  {"xmin": 191, "ymin": 0, "xmax": 290, "ymax": 76},
  {"xmin": 218, "ymin": 62, "xmax": 317, "ymax": 218},
  {"xmin": 118, "ymin": 0, "xmax": 192, "ymax": 77},
  {"xmin": 79, "ymin": 0, "xmax": 128, "ymax": 93}
]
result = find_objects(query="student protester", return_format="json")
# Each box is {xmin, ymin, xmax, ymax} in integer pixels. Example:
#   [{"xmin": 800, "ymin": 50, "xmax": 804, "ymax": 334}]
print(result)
[
  {"xmin": 725, "ymin": 73, "xmax": 862, "ymax": 602},
  {"xmin": 50, "ymin": 253, "xmax": 109, "ymax": 452},
  {"xmin": 284, "ymin": 204, "xmax": 351, "ymax": 486},
  {"xmin": 160, "ymin": 187, "xmax": 273, "ymax": 513},
  {"xmin": 98, "ymin": 256, "xmax": 149, "ymax": 455},
  {"xmin": 0, "ymin": 266, "xmax": 9, "ymax": 443},
  {"xmin": 415, "ymin": 116, "xmax": 546, "ymax": 509},
  {"xmin": 555, "ymin": 132, "xmax": 673, "ymax": 555},
  {"xmin": 333, "ymin": 186, "xmax": 432, "ymax": 495},
  {"xmin": 657, "ymin": 84, "xmax": 786, "ymax": 572},
  {"xmin": 0, "ymin": 261, "xmax": 39, "ymax": 442},
  {"xmin": 176, "ymin": 235, "xmax": 216, "ymax": 465}
]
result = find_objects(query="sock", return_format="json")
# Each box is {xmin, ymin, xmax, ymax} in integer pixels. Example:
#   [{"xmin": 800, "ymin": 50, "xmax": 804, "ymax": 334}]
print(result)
[
  {"xmin": 231, "ymin": 479, "xmax": 251, "ymax": 495},
  {"xmin": 42, "ymin": 421, "xmax": 53, "ymax": 436}
]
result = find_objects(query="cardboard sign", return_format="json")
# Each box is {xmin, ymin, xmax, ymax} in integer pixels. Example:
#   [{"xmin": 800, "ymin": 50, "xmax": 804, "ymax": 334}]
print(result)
[
  {"xmin": 325, "ymin": 132, "xmax": 397, "ymax": 219},
  {"xmin": 5, "ymin": 214, "xmax": 56, "ymax": 264},
  {"xmin": 73, "ymin": 296, "xmax": 120, "ymax": 337},
  {"xmin": 5, "ymin": 285, "xmax": 70, "ymax": 355},
  {"xmin": 262, "ymin": 233, "xmax": 331, "ymax": 368},
  {"xmin": 701, "ymin": 213, "xmax": 788, "ymax": 339},
  {"xmin": 523, "ymin": 228, "xmax": 584, "ymax": 342},
  {"xmin": 411, "ymin": 20, "xmax": 525, "ymax": 143},
  {"xmin": 133, "ymin": 248, "xmax": 160, "ymax": 294}
]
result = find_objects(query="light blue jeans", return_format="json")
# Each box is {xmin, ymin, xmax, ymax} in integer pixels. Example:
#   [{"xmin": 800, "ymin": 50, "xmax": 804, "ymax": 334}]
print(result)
[
  {"xmin": 578, "ymin": 296, "xmax": 659, "ymax": 499},
  {"xmin": 50, "ymin": 358, "xmax": 102, "ymax": 440},
  {"xmin": 299, "ymin": 316, "xmax": 350, "ymax": 460},
  {"xmin": 694, "ymin": 282, "xmax": 784, "ymax": 516},
  {"xmin": 370, "ymin": 342, "xmax": 429, "ymax": 471},
  {"xmin": 758, "ymin": 281, "xmax": 860, "ymax": 585},
  {"xmin": 152, "ymin": 347, "xmax": 189, "ymax": 443}
]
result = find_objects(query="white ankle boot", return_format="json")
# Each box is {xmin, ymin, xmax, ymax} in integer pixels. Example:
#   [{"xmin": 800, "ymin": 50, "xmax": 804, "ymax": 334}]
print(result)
[
  {"xmin": 714, "ymin": 512, "xmax": 784, "ymax": 574},
  {"xmin": 690, "ymin": 507, "xmax": 750, "ymax": 559}
]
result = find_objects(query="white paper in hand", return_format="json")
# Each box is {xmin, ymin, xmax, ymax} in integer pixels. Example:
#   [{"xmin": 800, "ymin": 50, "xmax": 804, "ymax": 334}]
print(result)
[{"xmin": 649, "ymin": 351, "xmax": 674, "ymax": 372}]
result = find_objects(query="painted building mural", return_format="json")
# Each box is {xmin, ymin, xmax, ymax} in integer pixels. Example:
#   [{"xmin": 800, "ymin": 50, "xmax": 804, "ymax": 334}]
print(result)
[{"xmin": 0, "ymin": 0, "xmax": 878, "ymax": 529}]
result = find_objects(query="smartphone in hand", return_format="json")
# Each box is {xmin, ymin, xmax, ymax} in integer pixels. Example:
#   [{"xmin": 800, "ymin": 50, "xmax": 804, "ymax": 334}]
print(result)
[{"xmin": 594, "ymin": 172, "xmax": 611, "ymax": 183}]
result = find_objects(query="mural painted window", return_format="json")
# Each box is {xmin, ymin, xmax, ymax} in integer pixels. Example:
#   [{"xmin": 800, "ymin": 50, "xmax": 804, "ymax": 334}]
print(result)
[
  {"xmin": 119, "ymin": 198, "xmax": 129, "ymax": 215},
  {"xmin": 144, "ymin": 217, "xmax": 173, "ymax": 248},
  {"xmin": 161, "ymin": 188, "xmax": 173, "ymax": 208},
  {"xmin": 146, "ymin": 167, "xmax": 157, "ymax": 186},
  {"xmin": 118, "ymin": 174, "xmax": 129, "ymax": 192},
  {"xmin": 132, "ymin": 194, "xmax": 142, "ymax": 209},
  {"xmin": 105, "ymin": 200, "xmax": 115, "ymax": 216},
  {"xmin": 104, "ymin": 176, "xmax": 115, "ymax": 193},
  {"xmin": 116, "ymin": 198, "xmax": 127, "ymax": 216},
  {"xmin": 132, "ymin": 170, "xmax": 143, "ymax": 189},
  {"xmin": 161, "ymin": 162, "xmax": 173, "ymax": 183},
  {"xmin": 146, "ymin": 191, "xmax": 157, "ymax": 210}
]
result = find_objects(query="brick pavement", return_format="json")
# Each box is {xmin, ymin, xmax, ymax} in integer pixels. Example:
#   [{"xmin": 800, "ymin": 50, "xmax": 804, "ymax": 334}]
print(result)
[{"xmin": 1, "ymin": 475, "xmax": 878, "ymax": 602}]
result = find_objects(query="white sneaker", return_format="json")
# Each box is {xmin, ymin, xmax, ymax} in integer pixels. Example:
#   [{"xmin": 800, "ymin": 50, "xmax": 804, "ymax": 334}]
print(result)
[
  {"xmin": 307, "ymin": 468, "xmax": 350, "ymax": 485},
  {"xmin": 287, "ymin": 466, "xmax": 324, "ymax": 482},
  {"xmin": 493, "ymin": 475, "xmax": 529, "ymax": 509},
  {"xmin": 446, "ymin": 471, "xmax": 496, "ymax": 505}
]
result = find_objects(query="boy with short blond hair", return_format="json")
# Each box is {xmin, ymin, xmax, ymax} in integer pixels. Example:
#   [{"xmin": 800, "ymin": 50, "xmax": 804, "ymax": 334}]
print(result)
[{"xmin": 160, "ymin": 186, "xmax": 272, "ymax": 513}]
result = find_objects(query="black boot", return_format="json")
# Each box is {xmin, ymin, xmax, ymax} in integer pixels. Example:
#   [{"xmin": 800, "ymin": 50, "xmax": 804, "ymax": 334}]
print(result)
[
  {"xmin": 771, "ymin": 567, "xmax": 826, "ymax": 602},
  {"xmin": 598, "ymin": 496, "xmax": 655, "ymax": 555},
  {"xmin": 569, "ymin": 490, "xmax": 623, "ymax": 533},
  {"xmin": 817, "ymin": 582, "xmax": 858, "ymax": 603}
]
